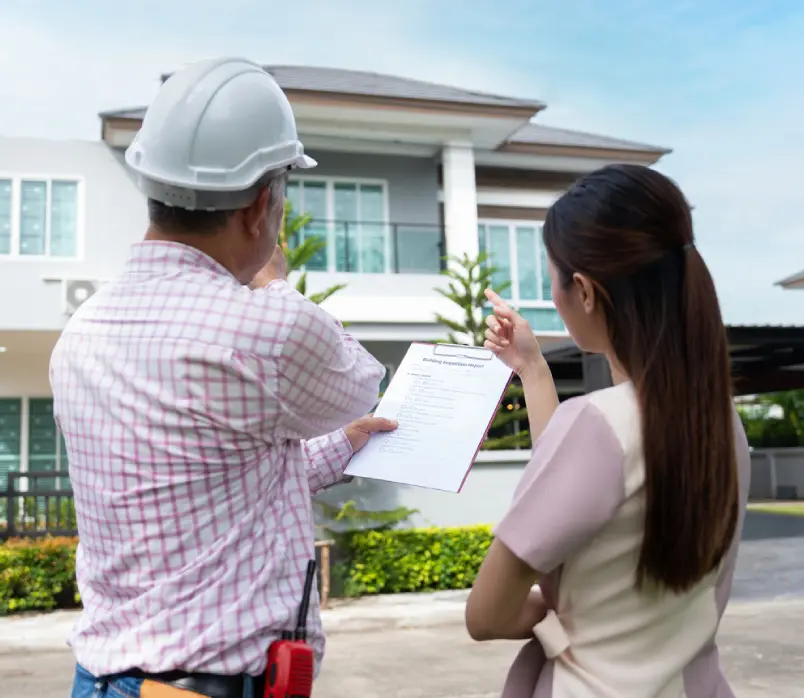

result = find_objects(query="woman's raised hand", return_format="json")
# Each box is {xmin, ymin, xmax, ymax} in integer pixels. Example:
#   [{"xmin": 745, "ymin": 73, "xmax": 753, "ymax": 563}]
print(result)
[{"xmin": 483, "ymin": 288, "xmax": 544, "ymax": 375}]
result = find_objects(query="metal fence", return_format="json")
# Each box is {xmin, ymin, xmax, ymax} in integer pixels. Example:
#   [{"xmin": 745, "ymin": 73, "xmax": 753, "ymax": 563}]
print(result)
[
  {"xmin": 0, "ymin": 472, "xmax": 335, "ymax": 606},
  {"xmin": 0, "ymin": 470, "xmax": 77, "ymax": 540}
]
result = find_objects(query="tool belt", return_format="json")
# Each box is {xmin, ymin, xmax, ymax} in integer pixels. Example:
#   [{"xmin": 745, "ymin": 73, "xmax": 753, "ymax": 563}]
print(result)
[{"xmin": 114, "ymin": 669, "xmax": 266, "ymax": 698}]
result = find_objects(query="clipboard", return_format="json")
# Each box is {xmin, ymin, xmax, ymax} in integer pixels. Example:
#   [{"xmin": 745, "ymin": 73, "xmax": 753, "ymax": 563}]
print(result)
[{"xmin": 345, "ymin": 341, "xmax": 513, "ymax": 492}]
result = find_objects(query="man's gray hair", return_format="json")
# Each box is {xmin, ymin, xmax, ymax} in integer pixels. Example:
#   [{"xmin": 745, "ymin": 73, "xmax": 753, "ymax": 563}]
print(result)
[{"xmin": 146, "ymin": 169, "xmax": 289, "ymax": 235}]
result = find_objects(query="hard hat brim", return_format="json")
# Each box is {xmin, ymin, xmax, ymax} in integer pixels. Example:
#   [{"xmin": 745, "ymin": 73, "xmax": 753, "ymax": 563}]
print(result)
[{"xmin": 296, "ymin": 153, "xmax": 317, "ymax": 169}]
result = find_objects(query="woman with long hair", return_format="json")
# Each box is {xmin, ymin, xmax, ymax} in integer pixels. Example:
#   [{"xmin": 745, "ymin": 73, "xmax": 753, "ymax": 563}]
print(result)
[{"xmin": 465, "ymin": 164, "xmax": 749, "ymax": 697}]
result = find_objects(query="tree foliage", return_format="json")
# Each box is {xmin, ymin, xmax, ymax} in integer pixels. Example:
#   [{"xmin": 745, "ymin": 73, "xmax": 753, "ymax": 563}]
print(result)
[
  {"xmin": 737, "ymin": 390, "xmax": 804, "ymax": 448},
  {"xmin": 434, "ymin": 253, "xmax": 531, "ymax": 450}
]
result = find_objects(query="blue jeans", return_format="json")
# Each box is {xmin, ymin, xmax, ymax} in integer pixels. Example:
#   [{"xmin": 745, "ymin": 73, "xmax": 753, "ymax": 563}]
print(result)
[
  {"xmin": 71, "ymin": 664, "xmax": 261, "ymax": 698},
  {"xmin": 71, "ymin": 665, "xmax": 142, "ymax": 698}
]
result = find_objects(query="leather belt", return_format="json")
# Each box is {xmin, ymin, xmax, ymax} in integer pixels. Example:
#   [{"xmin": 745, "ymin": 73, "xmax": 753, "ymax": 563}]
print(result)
[{"xmin": 114, "ymin": 669, "xmax": 266, "ymax": 698}]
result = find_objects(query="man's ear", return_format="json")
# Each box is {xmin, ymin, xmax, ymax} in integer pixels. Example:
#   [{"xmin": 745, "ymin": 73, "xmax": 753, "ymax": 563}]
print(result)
[
  {"xmin": 241, "ymin": 187, "xmax": 271, "ymax": 239},
  {"xmin": 572, "ymin": 272, "xmax": 597, "ymax": 315}
]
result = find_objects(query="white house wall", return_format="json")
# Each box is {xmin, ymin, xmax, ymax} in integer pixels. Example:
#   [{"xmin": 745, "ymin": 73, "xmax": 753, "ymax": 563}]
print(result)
[
  {"xmin": 0, "ymin": 338, "xmax": 53, "ymax": 397},
  {"xmin": 0, "ymin": 138, "xmax": 146, "ymax": 331},
  {"xmin": 0, "ymin": 139, "xmax": 568, "ymax": 339}
]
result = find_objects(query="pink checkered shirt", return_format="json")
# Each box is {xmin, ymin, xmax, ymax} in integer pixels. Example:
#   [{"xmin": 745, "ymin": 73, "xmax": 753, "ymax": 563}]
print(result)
[{"xmin": 49, "ymin": 241, "xmax": 384, "ymax": 678}]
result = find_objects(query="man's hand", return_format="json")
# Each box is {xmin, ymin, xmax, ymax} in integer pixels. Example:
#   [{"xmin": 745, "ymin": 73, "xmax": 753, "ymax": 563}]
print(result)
[
  {"xmin": 250, "ymin": 245, "xmax": 288, "ymax": 288},
  {"xmin": 345, "ymin": 415, "xmax": 398, "ymax": 453}
]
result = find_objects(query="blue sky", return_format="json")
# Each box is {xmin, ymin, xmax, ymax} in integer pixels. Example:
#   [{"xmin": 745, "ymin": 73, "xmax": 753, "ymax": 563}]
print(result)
[{"xmin": 1, "ymin": 0, "xmax": 802, "ymax": 324}]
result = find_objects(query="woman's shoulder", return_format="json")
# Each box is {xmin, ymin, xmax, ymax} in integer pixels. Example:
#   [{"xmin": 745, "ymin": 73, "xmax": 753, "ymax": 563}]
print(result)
[
  {"xmin": 552, "ymin": 383, "xmax": 640, "ymax": 449},
  {"xmin": 545, "ymin": 385, "xmax": 643, "ymax": 496}
]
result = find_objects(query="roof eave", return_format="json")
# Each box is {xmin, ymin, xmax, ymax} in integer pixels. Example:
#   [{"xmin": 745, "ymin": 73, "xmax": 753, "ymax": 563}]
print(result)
[
  {"xmin": 282, "ymin": 88, "xmax": 545, "ymax": 117},
  {"xmin": 775, "ymin": 270, "xmax": 804, "ymax": 289},
  {"xmin": 498, "ymin": 141, "xmax": 672, "ymax": 164}
]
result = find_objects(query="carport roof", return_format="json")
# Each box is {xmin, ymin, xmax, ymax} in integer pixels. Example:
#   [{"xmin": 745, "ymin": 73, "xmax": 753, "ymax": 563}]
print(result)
[{"xmin": 543, "ymin": 324, "xmax": 804, "ymax": 395}]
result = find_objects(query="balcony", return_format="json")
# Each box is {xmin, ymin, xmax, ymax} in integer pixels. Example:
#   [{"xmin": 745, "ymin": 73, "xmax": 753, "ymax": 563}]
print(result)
[{"xmin": 288, "ymin": 220, "xmax": 445, "ymax": 274}]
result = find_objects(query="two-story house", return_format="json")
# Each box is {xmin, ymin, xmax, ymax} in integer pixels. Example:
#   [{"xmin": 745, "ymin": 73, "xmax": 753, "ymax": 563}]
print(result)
[{"xmin": 0, "ymin": 65, "xmax": 668, "ymax": 490}]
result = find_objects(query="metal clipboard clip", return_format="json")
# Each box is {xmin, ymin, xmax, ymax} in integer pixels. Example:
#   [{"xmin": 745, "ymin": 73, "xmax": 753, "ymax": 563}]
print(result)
[{"xmin": 431, "ymin": 343, "xmax": 494, "ymax": 362}]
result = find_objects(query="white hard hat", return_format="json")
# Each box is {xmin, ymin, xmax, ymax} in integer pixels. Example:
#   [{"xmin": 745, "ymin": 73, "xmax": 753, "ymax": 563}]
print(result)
[{"xmin": 125, "ymin": 57, "xmax": 316, "ymax": 211}]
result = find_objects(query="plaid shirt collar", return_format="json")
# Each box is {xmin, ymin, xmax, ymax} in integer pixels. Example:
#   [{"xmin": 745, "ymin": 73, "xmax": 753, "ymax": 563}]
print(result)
[{"xmin": 125, "ymin": 241, "xmax": 237, "ymax": 280}]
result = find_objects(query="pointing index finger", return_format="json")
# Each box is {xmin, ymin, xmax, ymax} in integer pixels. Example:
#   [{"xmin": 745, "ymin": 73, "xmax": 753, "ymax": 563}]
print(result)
[{"xmin": 484, "ymin": 288, "xmax": 502, "ymax": 304}]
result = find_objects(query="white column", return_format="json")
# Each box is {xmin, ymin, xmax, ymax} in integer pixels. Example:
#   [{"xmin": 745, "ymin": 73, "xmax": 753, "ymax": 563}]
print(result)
[{"xmin": 441, "ymin": 141, "xmax": 479, "ymax": 262}]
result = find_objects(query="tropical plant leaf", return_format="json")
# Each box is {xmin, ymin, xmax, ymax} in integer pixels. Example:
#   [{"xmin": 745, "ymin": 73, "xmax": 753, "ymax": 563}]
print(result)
[
  {"xmin": 309, "ymin": 284, "xmax": 348, "ymax": 306},
  {"xmin": 295, "ymin": 271, "xmax": 308, "ymax": 296}
]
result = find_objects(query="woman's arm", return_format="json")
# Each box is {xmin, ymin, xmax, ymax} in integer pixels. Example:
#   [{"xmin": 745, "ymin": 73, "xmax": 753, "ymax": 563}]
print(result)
[
  {"xmin": 465, "ymin": 540, "xmax": 547, "ymax": 641},
  {"xmin": 519, "ymin": 358, "xmax": 559, "ymax": 444},
  {"xmin": 482, "ymin": 289, "xmax": 559, "ymax": 443}
]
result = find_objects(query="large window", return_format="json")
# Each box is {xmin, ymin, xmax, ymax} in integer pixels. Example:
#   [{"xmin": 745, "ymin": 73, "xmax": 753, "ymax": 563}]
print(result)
[
  {"xmin": 286, "ymin": 178, "xmax": 389, "ymax": 273},
  {"xmin": 478, "ymin": 220, "xmax": 565, "ymax": 333},
  {"xmin": 0, "ymin": 177, "xmax": 81, "ymax": 258},
  {"xmin": 0, "ymin": 398, "xmax": 69, "ymax": 492},
  {"xmin": 0, "ymin": 399, "xmax": 22, "ymax": 491}
]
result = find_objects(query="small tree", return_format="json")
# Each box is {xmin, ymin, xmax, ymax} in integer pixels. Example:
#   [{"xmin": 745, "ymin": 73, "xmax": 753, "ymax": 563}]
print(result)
[
  {"xmin": 282, "ymin": 201, "xmax": 415, "ymax": 533},
  {"xmin": 434, "ymin": 253, "xmax": 532, "ymax": 450}
]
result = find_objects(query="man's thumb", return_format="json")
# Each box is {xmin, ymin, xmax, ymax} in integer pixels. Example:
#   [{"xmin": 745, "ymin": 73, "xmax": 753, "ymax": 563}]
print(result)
[{"xmin": 367, "ymin": 418, "xmax": 398, "ymax": 432}]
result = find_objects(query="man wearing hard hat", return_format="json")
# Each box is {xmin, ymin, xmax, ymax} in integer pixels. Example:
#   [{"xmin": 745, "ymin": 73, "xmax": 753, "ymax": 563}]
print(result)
[{"xmin": 52, "ymin": 58, "xmax": 394, "ymax": 698}]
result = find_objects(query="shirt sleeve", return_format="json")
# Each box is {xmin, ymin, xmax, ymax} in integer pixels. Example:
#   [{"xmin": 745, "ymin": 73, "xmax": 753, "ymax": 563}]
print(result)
[
  {"xmin": 274, "ymin": 292, "xmax": 385, "ymax": 440},
  {"xmin": 301, "ymin": 430, "xmax": 355, "ymax": 494},
  {"xmin": 493, "ymin": 397, "xmax": 626, "ymax": 574}
]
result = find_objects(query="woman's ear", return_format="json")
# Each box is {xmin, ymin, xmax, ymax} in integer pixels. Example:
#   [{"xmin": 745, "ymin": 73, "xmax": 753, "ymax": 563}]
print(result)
[{"xmin": 572, "ymin": 273, "xmax": 597, "ymax": 315}]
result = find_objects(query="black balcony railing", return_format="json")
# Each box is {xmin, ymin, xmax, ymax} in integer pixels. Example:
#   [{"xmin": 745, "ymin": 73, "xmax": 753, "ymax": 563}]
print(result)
[{"xmin": 288, "ymin": 220, "xmax": 446, "ymax": 274}]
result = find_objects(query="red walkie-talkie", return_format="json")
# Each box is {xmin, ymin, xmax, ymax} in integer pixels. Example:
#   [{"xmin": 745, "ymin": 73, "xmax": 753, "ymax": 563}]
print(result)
[{"xmin": 264, "ymin": 559, "xmax": 317, "ymax": 698}]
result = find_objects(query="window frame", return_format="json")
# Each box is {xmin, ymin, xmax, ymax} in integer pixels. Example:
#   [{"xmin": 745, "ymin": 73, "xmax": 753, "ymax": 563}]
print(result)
[
  {"xmin": 0, "ymin": 175, "xmax": 85, "ymax": 261},
  {"xmin": 478, "ymin": 218, "xmax": 566, "ymax": 336},
  {"xmin": 286, "ymin": 175, "xmax": 391, "ymax": 273},
  {"xmin": 0, "ymin": 396, "xmax": 69, "ymax": 494}
]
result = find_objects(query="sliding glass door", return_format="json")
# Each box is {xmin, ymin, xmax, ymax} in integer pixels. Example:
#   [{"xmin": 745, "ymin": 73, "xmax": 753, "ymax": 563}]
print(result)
[{"xmin": 286, "ymin": 179, "xmax": 389, "ymax": 273}]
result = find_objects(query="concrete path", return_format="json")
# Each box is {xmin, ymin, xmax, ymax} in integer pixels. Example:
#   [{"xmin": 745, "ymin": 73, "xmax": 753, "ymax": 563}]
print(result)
[
  {"xmin": 3, "ymin": 593, "xmax": 804, "ymax": 697},
  {"xmin": 3, "ymin": 512, "xmax": 804, "ymax": 696},
  {"xmin": 315, "ymin": 599, "xmax": 804, "ymax": 698}
]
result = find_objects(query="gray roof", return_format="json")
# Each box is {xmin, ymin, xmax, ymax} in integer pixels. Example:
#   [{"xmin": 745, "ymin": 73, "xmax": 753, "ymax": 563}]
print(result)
[
  {"xmin": 508, "ymin": 123, "xmax": 670, "ymax": 154},
  {"xmin": 776, "ymin": 269, "xmax": 804, "ymax": 288},
  {"xmin": 151, "ymin": 64, "xmax": 543, "ymax": 110},
  {"xmin": 99, "ymin": 65, "xmax": 543, "ymax": 118},
  {"xmin": 267, "ymin": 65, "xmax": 545, "ymax": 109},
  {"xmin": 98, "ymin": 65, "xmax": 668, "ymax": 154}
]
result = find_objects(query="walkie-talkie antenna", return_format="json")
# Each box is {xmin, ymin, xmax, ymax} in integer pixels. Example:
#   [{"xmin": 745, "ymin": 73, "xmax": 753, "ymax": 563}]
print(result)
[{"xmin": 294, "ymin": 560, "xmax": 317, "ymax": 641}]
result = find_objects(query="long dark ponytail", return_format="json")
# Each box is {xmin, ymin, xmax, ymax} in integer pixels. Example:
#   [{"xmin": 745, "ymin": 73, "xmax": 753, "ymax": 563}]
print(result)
[{"xmin": 543, "ymin": 164, "xmax": 738, "ymax": 593}]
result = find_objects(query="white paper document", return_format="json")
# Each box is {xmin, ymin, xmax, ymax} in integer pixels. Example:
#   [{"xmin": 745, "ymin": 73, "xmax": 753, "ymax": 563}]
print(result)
[{"xmin": 345, "ymin": 342, "xmax": 513, "ymax": 492}]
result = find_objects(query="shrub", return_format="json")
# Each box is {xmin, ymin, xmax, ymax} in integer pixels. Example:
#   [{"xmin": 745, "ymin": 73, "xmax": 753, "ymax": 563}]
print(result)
[
  {"xmin": 0, "ymin": 526, "xmax": 494, "ymax": 614},
  {"xmin": 0, "ymin": 537, "xmax": 80, "ymax": 615},
  {"xmin": 337, "ymin": 525, "xmax": 492, "ymax": 596}
]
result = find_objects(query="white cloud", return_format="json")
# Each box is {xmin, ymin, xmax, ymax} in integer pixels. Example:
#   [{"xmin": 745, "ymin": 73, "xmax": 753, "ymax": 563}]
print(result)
[{"xmin": 0, "ymin": 2, "xmax": 538, "ymax": 140}]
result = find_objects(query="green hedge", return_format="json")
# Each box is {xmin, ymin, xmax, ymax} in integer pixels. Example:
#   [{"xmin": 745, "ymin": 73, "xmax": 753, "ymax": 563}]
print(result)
[
  {"xmin": 0, "ymin": 537, "xmax": 79, "ymax": 615},
  {"xmin": 0, "ymin": 526, "xmax": 492, "ymax": 614},
  {"xmin": 337, "ymin": 525, "xmax": 492, "ymax": 596}
]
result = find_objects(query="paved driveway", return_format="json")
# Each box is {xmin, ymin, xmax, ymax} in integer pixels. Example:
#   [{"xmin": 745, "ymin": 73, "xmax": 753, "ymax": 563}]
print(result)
[
  {"xmin": 733, "ymin": 512, "xmax": 804, "ymax": 600},
  {"xmin": 4, "ymin": 598, "xmax": 804, "ymax": 698},
  {"xmin": 3, "ymin": 511, "xmax": 804, "ymax": 697}
]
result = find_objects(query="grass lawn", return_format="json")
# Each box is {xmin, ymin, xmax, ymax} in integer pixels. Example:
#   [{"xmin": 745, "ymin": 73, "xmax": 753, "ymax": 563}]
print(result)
[{"xmin": 748, "ymin": 501, "xmax": 804, "ymax": 516}]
